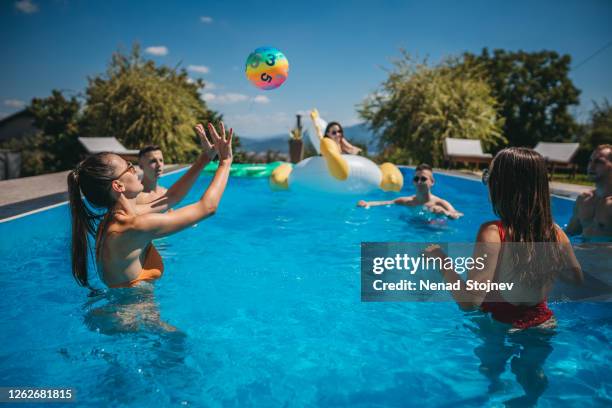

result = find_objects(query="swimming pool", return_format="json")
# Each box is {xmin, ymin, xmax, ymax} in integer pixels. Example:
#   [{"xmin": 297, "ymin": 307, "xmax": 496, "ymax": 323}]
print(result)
[{"xmin": 0, "ymin": 168, "xmax": 610, "ymax": 407}]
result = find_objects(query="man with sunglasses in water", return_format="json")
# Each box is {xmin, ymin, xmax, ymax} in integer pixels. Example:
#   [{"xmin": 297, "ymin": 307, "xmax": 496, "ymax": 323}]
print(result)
[
  {"xmin": 357, "ymin": 163, "xmax": 463, "ymax": 219},
  {"xmin": 566, "ymin": 144, "xmax": 612, "ymax": 239}
]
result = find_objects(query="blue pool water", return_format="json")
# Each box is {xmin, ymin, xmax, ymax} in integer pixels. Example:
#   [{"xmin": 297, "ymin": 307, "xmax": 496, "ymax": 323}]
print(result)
[{"xmin": 0, "ymin": 168, "xmax": 610, "ymax": 407}]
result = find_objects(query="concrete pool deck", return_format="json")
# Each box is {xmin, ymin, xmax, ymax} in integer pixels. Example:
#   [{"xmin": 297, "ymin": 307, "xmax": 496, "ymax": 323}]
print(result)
[
  {"xmin": 0, "ymin": 164, "xmax": 187, "ymax": 221},
  {"xmin": 1, "ymin": 165, "xmax": 591, "ymax": 221}
]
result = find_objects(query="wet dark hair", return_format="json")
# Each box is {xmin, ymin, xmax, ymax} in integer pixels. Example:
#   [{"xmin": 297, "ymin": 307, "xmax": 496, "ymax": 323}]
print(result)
[
  {"xmin": 488, "ymin": 147, "xmax": 561, "ymax": 285},
  {"xmin": 323, "ymin": 122, "xmax": 344, "ymax": 139},
  {"xmin": 138, "ymin": 145, "xmax": 162, "ymax": 158},
  {"xmin": 416, "ymin": 163, "xmax": 432, "ymax": 172},
  {"xmin": 67, "ymin": 152, "xmax": 118, "ymax": 288}
]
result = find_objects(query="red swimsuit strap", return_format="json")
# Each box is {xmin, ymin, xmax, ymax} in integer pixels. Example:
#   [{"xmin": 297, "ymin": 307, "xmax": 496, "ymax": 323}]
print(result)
[
  {"xmin": 483, "ymin": 220, "xmax": 553, "ymax": 329},
  {"xmin": 494, "ymin": 220, "xmax": 506, "ymax": 242}
]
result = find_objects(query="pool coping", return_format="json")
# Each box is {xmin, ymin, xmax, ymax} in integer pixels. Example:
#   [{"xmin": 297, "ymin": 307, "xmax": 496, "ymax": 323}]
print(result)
[{"xmin": 1, "ymin": 164, "xmax": 581, "ymax": 223}]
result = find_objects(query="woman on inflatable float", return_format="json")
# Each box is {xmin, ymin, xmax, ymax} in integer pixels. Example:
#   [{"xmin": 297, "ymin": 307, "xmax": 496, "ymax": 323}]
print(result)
[{"xmin": 270, "ymin": 110, "xmax": 404, "ymax": 194}]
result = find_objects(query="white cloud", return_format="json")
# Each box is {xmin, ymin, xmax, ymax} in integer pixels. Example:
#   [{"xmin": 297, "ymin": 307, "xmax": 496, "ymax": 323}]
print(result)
[
  {"xmin": 252, "ymin": 95, "xmax": 270, "ymax": 104},
  {"xmin": 225, "ymin": 112, "xmax": 293, "ymax": 137},
  {"xmin": 4, "ymin": 99, "xmax": 26, "ymax": 108},
  {"xmin": 203, "ymin": 93, "xmax": 249, "ymax": 105},
  {"xmin": 201, "ymin": 92, "xmax": 216, "ymax": 102},
  {"xmin": 200, "ymin": 16, "xmax": 213, "ymax": 23},
  {"xmin": 187, "ymin": 65, "xmax": 210, "ymax": 74},
  {"xmin": 202, "ymin": 81, "xmax": 216, "ymax": 90},
  {"xmin": 145, "ymin": 46, "xmax": 168, "ymax": 56},
  {"xmin": 15, "ymin": 0, "xmax": 38, "ymax": 14}
]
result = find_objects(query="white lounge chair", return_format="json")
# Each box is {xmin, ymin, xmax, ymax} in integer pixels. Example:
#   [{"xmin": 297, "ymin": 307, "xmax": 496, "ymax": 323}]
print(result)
[
  {"xmin": 533, "ymin": 142, "xmax": 579, "ymax": 177},
  {"xmin": 78, "ymin": 137, "xmax": 140, "ymax": 162},
  {"xmin": 443, "ymin": 138, "xmax": 492, "ymax": 168}
]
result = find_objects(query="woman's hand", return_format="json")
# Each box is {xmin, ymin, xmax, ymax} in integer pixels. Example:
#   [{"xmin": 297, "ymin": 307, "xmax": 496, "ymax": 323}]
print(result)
[
  {"xmin": 208, "ymin": 122, "xmax": 233, "ymax": 163},
  {"xmin": 194, "ymin": 123, "xmax": 217, "ymax": 161}
]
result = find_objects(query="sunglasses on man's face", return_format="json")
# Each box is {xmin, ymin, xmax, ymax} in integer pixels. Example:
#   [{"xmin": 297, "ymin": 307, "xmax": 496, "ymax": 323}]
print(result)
[
  {"xmin": 113, "ymin": 162, "xmax": 136, "ymax": 180},
  {"xmin": 413, "ymin": 176, "xmax": 429, "ymax": 183}
]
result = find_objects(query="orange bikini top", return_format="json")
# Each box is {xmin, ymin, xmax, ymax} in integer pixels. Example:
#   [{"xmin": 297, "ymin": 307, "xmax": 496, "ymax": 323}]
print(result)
[{"xmin": 108, "ymin": 244, "xmax": 164, "ymax": 288}]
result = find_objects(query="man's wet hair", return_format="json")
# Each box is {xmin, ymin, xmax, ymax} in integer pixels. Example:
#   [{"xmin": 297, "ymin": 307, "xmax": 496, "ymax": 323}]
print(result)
[
  {"xmin": 138, "ymin": 145, "xmax": 162, "ymax": 158},
  {"xmin": 416, "ymin": 163, "xmax": 432, "ymax": 172},
  {"xmin": 595, "ymin": 144, "xmax": 612, "ymax": 160}
]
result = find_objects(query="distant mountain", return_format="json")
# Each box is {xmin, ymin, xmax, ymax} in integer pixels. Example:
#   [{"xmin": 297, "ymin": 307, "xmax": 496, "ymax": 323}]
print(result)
[
  {"xmin": 239, "ymin": 133, "xmax": 289, "ymax": 153},
  {"xmin": 239, "ymin": 123, "xmax": 379, "ymax": 154}
]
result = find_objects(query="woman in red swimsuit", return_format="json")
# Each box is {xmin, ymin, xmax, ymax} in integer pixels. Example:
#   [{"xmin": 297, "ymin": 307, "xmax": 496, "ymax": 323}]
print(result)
[
  {"xmin": 67, "ymin": 122, "xmax": 233, "ymax": 290},
  {"xmin": 426, "ymin": 147, "xmax": 583, "ymax": 330}
]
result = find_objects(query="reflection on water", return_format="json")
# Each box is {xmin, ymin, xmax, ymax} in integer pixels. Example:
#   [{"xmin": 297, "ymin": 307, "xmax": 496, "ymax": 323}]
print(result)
[
  {"xmin": 83, "ymin": 286, "xmax": 178, "ymax": 334},
  {"xmin": 468, "ymin": 315, "xmax": 555, "ymax": 407},
  {"xmin": 398, "ymin": 207, "xmax": 453, "ymax": 233},
  {"xmin": 80, "ymin": 287, "xmax": 204, "ymax": 405}
]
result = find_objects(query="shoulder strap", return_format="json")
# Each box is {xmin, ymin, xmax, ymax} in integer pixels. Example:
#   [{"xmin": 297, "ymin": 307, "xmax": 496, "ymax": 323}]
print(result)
[{"xmin": 494, "ymin": 220, "xmax": 506, "ymax": 242}]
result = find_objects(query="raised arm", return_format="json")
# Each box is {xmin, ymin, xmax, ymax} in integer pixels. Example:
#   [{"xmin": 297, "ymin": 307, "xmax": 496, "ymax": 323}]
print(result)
[
  {"xmin": 132, "ymin": 123, "xmax": 233, "ymax": 239},
  {"xmin": 137, "ymin": 124, "xmax": 218, "ymax": 214}
]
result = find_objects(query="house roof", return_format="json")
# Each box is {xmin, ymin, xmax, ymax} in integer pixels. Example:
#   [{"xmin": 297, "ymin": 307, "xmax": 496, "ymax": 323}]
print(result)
[{"xmin": 77, "ymin": 137, "xmax": 139, "ymax": 154}]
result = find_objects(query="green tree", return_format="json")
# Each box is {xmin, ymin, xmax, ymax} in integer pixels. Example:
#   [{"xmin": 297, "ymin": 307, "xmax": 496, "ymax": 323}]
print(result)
[
  {"xmin": 358, "ymin": 52, "xmax": 505, "ymax": 166},
  {"xmin": 463, "ymin": 48, "xmax": 580, "ymax": 147},
  {"xmin": 81, "ymin": 44, "xmax": 238, "ymax": 162},
  {"xmin": 575, "ymin": 99, "xmax": 612, "ymax": 168},
  {"xmin": 30, "ymin": 90, "xmax": 82, "ymax": 170},
  {"xmin": 0, "ymin": 90, "xmax": 82, "ymax": 176},
  {"xmin": 587, "ymin": 99, "xmax": 612, "ymax": 147}
]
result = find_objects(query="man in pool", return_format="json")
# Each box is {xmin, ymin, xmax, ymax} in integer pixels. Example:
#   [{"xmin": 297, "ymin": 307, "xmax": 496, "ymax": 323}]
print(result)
[
  {"xmin": 566, "ymin": 144, "xmax": 612, "ymax": 239},
  {"xmin": 136, "ymin": 145, "xmax": 167, "ymax": 203},
  {"xmin": 357, "ymin": 163, "xmax": 463, "ymax": 219},
  {"xmin": 135, "ymin": 133, "xmax": 217, "ymax": 210}
]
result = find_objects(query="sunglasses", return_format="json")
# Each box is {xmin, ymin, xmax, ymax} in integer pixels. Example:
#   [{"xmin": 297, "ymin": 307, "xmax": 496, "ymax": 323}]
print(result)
[
  {"xmin": 482, "ymin": 169, "xmax": 490, "ymax": 185},
  {"xmin": 330, "ymin": 130, "xmax": 343, "ymax": 135},
  {"xmin": 113, "ymin": 162, "xmax": 136, "ymax": 180},
  {"xmin": 413, "ymin": 176, "xmax": 429, "ymax": 183}
]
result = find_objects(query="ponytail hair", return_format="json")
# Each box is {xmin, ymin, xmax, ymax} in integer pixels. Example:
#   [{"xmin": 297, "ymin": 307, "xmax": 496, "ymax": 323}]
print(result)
[{"xmin": 67, "ymin": 153, "xmax": 117, "ymax": 288}]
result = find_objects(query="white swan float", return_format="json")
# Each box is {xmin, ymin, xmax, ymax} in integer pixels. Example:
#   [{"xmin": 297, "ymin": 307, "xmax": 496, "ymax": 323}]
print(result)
[{"xmin": 270, "ymin": 110, "xmax": 403, "ymax": 194}]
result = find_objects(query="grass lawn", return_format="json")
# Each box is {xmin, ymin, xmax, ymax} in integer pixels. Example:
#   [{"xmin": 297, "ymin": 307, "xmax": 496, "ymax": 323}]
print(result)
[{"xmin": 551, "ymin": 173, "xmax": 594, "ymax": 187}]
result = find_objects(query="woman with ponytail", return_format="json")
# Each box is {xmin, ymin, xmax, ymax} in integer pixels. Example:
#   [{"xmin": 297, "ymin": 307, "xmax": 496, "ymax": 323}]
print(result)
[{"xmin": 68, "ymin": 122, "xmax": 233, "ymax": 289}]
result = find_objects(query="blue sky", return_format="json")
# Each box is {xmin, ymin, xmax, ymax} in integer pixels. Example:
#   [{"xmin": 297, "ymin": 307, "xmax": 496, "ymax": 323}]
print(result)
[{"xmin": 1, "ymin": 0, "xmax": 611, "ymax": 137}]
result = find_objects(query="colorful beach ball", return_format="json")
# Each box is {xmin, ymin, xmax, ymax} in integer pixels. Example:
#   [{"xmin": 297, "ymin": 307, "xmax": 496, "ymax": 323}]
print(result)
[{"xmin": 245, "ymin": 47, "xmax": 289, "ymax": 90}]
